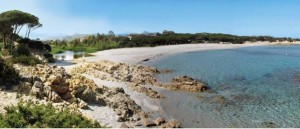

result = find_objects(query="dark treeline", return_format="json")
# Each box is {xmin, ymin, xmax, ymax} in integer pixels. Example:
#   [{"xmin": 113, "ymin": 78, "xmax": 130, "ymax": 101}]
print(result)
[{"xmin": 48, "ymin": 30, "xmax": 300, "ymax": 51}]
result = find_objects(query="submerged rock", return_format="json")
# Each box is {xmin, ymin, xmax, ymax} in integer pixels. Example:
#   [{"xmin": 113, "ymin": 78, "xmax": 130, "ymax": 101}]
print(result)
[
  {"xmin": 233, "ymin": 76, "xmax": 247, "ymax": 81},
  {"xmin": 292, "ymin": 72, "xmax": 300, "ymax": 83},
  {"xmin": 158, "ymin": 69, "xmax": 173, "ymax": 74},
  {"xmin": 261, "ymin": 121, "xmax": 278, "ymax": 128}
]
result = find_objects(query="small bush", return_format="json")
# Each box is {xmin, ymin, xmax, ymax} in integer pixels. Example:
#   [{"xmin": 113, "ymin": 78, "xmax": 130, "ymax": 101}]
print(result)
[
  {"xmin": 0, "ymin": 103, "xmax": 102, "ymax": 128},
  {"xmin": 10, "ymin": 55, "xmax": 41, "ymax": 66},
  {"xmin": 43, "ymin": 53, "xmax": 55, "ymax": 63},
  {"xmin": 0, "ymin": 58, "xmax": 19, "ymax": 86},
  {"xmin": 0, "ymin": 49, "xmax": 9, "ymax": 56},
  {"xmin": 14, "ymin": 44, "xmax": 31, "ymax": 56}
]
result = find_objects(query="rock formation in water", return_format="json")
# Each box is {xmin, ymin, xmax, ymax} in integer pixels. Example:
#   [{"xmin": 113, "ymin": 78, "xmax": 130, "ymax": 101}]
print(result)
[
  {"xmin": 165, "ymin": 75, "xmax": 210, "ymax": 92},
  {"xmin": 71, "ymin": 61, "xmax": 210, "ymax": 93}
]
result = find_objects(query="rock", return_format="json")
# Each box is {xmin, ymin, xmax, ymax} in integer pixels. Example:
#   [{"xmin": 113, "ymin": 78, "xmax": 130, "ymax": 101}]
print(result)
[
  {"xmin": 116, "ymin": 110, "xmax": 122, "ymax": 115},
  {"xmin": 49, "ymin": 91, "xmax": 63, "ymax": 103},
  {"xmin": 44, "ymin": 86, "xmax": 62, "ymax": 103},
  {"xmin": 154, "ymin": 117, "xmax": 166, "ymax": 125},
  {"xmin": 21, "ymin": 76, "xmax": 33, "ymax": 83},
  {"xmin": 117, "ymin": 117, "xmax": 125, "ymax": 122},
  {"xmin": 142, "ymin": 119, "xmax": 156, "ymax": 127},
  {"xmin": 52, "ymin": 102, "xmax": 66, "ymax": 111},
  {"xmin": 232, "ymin": 94, "xmax": 261, "ymax": 104},
  {"xmin": 47, "ymin": 75, "xmax": 61, "ymax": 85},
  {"xmin": 11, "ymin": 85, "xmax": 19, "ymax": 91},
  {"xmin": 132, "ymin": 114, "xmax": 141, "ymax": 121},
  {"xmin": 168, "ymin": 120, "xmax": 181, "ymax": 128},
  {"xmin": 50, "ymin": 85, "xmax": 69, "ymax": 94},
  {"xmin": 212, "ymin": 95, "xmax": 229, "ymax": 105},
  {"xmin": 197, "ymin": 95, "xmax": 205, "ymax": 100},
  {"xmin": 120, "ymin": 123, "xmax": 130, "ymax": 128},
  {"xmin": 233, "ymin": 76, "xmax": 247, "ymax": 81},
  {"xmin": 159, "ymin": 69, "xmax": 172, "ymax": 74},
  {"xmin": 78, "ymin": 100, "xmax": 88, "ymax": 109},
  {"xmin": 292, "ymin": 73, "xmax": 300, "ymax": 83},
  {"xmin": 70, "ymin": 61, "xmax": 160, "ymax": 85},
  {"xmin": 79, "ymin": 88, "xmax": 96, "ymax": 103},
  {"xmin": 61, "ymin": 91, "xmax": 72, "ymax": 100},
  {"xmin": 261, "ymin": 121, "xmax": 277, "ymax": 128},
  {"xmin": 15, "ymin": 62, "xmax": 153, "ymax": 123},
  {"xmin": 128, "ymin": 84, "xmax": 165, "ymax": 99},
  {"xmin": 166, "ymin": 75, "xmax": 209, "ymax": 92},
  {"xmin": 134, "ymin": 121, "xmax": 142, "ymax": 127},
  {"xmin": 31, "ymin": 86, "xmax": 41, "ymax": 95},
  {"xmin": 33, "ymin": 76, "xmax": 42, "ymax": 83},
  {"xmin": 33, "ymin": 81, "xmax": 44, "ymax": 89},
  {"xmin": 31, "ymin": 86, "xmax": 43, "ymax": 98}
]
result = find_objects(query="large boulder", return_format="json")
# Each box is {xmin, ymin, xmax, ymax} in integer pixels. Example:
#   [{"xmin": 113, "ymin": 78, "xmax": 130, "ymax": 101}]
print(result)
[
  {"xmin": 31, "ymin": 81, "xmax": 44, "ymax": 98},
  {"xmin": 154, "ymin": 117, "xmax": 165, "ymax": 126},
  {"xmin": 166, "ymin": 75, "xmax": 209, "ymax": 92},
  {"xmin": 142, "ymin": 119, "xmax": 156, "ymax": 127}
]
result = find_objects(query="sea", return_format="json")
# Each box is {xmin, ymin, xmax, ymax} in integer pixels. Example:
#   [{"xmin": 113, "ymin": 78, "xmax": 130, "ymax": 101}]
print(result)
[{"xmin": 147, "ymin": 45, "xmax": 300, "ymax": 128}]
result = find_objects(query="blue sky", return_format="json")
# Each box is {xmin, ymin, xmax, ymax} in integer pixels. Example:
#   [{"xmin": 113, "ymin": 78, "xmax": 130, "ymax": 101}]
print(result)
[{"xmin": 1, "ymin": 0, "xmax": 300, "ymax": 39}]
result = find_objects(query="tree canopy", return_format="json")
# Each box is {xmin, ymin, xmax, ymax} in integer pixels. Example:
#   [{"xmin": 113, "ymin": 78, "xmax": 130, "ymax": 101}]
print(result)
[{"xmin": 0, "ymin": 10, "xmax": 42, "ymax": 48}]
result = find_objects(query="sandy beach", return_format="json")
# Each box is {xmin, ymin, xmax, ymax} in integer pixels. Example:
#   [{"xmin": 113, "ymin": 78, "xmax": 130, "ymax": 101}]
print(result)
[{"xmin": 82, "ymin": 42, "xmax": 282, "ymax": 64}]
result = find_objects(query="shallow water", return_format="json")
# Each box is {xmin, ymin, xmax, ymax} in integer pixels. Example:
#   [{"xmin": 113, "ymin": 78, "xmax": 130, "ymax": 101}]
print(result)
[
  {"xmin": 54, "ymin": 51, "xmax": 85, "ymax": 61},
  {"xmin": 148, "ymin": 45, "xmax": 300, "ymax": 128}
]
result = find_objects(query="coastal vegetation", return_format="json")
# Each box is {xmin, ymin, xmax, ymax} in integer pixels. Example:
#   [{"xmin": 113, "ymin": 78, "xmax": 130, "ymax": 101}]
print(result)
[
  {"xmin": 0, "ymin": 10, "xmax": 54, "ymax": 63},
  {"xmin": 0, "ymin": 10, "xmax": 103, "ymax": 128},
  {"xmin": 0, "ymin": 103, "xmax": 101, "ymax": 128},
  {"xmin": 47, "ymin": 30, "xmax": 300, "ymax": 54},
  {"xmin": 0, "ymin": 58, "xmax": 19, "ymax": 87}
]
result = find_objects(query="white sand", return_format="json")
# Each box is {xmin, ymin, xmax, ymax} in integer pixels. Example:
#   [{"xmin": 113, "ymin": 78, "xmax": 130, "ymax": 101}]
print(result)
[{"xmin": 82, "ymin": 42, "xmax": 277, "ymax": 64}]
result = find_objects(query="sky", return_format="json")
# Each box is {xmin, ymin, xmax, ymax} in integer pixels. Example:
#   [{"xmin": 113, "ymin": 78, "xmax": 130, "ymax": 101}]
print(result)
[{"xmin": 1, "ymin": 0, "xmax": 300, "ymax": 39}]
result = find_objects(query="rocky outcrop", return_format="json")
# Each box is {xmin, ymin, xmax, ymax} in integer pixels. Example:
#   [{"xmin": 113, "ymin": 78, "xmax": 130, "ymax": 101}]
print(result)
[
  {"xmin": 128, "ymin": 83, "xmax": 165, "ymax": 99},
  {"xmin": 142, "ymin": 118, "xmax": 156, "ymax": 127},
  {"xmin": 15, "ymin": 64, "xmax": 146, "ymax": 122},
  {"xmin": 71, "ymin": 61, "xmax": 209, "ymax": 93},
  {"xmin": 71, "ymin": 60, "xmax": 160, "ymax": 85},
  {"xmin": 164, "ymin": 75, "xmax": 209, "ymax": 92},
  {"xmin": 154, "ymin": 117, "xmax": 166, "ymax": 125}
]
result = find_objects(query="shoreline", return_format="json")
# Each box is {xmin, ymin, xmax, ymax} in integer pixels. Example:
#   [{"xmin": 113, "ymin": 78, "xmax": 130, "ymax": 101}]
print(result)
[
  {"xmin": 59, "ymin": 42, "xmax": 300, "ymax": 127},
  {"xmin": 79, "ymin": 42, "xmax": 298, "ymax": 65}
]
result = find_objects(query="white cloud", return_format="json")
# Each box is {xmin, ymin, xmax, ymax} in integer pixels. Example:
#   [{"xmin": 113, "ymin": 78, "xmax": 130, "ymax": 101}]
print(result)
[{"xmin": 0, "ymin": 0, "xmax": 111, "ymax": 40}]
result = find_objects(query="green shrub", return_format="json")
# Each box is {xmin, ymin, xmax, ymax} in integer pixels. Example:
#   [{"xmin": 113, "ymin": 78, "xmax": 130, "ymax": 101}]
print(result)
[
  {"xmin": 50, "ymin": 45, "xmax": 64, "ymax": 54},
  {"xmin": 14, "ymin": 44, "xmax": 31, "ymax": 56},
  {"xmin": 0, "ymin": 103, "xmax": 102, "ymax": 128},
  {"xmin": 0, "ymin": 49, "xmax": 9, "ymax": 56},
  {"xmin": 43, "ymin": 53, "xmax": 55, "ymax": 63},
  {"xmin": 0, "ymin": 58, "xmax": 19, "ymax": 86},
  {"xmin": 10, "ymin": 55, "xmax": 41, "ymax": 66}
]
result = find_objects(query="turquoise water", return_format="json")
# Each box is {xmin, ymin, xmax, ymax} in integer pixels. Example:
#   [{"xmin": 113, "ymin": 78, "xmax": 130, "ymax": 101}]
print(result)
[{"xmin": 148, "ymin": 45, "xmax": 300, "ymax": 128}]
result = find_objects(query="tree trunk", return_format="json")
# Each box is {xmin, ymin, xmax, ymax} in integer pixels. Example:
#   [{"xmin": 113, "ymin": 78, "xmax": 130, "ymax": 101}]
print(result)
[
  {"xmin": 16, "ymin": 25, "xmax": 24, "ymax": 35},
  {"xmin": 27, "ymin": 28, "xmax": 31, "ymax": 38}
]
